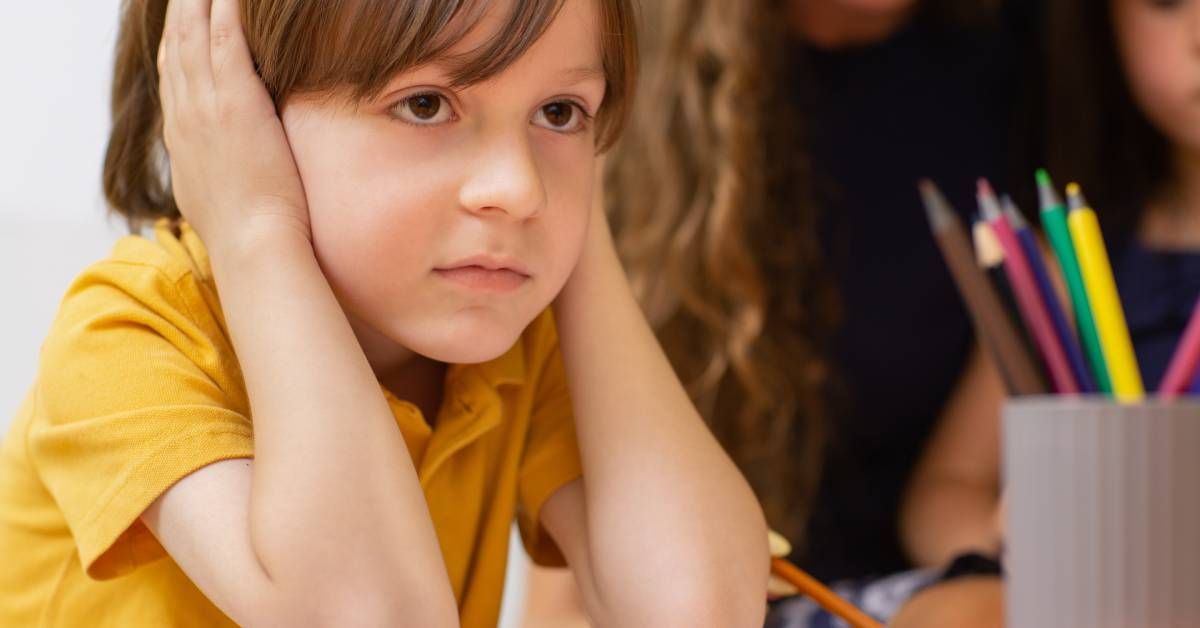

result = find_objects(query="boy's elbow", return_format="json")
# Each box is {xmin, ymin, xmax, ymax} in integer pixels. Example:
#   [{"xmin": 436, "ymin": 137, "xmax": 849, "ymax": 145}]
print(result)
[
  {"xmin": 322, "ymin": 587, "xmax": 460, "ymax": 628},
  {"xmin": 657, "ymin": 503, "xmax": 768, "ymax": 626},
  {"xmin": 643, "ymin": 580, "xmax": 767, "ymax": 628},
  {"xmin": 316, "ymin": 600, "xmax": 460, "ymax": 628},
  {"xmin": 639, "ymin": 561, "xmax": 768, "ymax": 628},
  {"xmin": 251, "ymin": 586, "xmax": 460, "ymax": 628}
]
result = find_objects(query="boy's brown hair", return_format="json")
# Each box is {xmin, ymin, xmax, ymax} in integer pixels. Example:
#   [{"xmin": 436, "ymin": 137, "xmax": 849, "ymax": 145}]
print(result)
[{"xmin": 104, "ymin": 0, "xmax": 638, "ymax": 230}]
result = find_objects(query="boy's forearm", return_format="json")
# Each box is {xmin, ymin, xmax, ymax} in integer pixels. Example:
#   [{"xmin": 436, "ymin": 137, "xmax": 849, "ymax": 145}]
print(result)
[
  {"xmin": 553, "ymin": 212, "xmax": 768, "ymax": 625},
  {"xmin": 207, "ymin": 229, "xmax": 457, "ymax": 618}
]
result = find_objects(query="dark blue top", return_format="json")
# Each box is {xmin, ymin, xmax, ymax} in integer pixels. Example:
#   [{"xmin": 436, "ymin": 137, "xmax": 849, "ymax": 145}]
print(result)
[
  {"xmin": 1111, "ymin": 241, "xmax": 1200, "ymax": 392},
  {"xmin": 788, "ymin": 7, "xmax": 1038, "ymax": 581}
]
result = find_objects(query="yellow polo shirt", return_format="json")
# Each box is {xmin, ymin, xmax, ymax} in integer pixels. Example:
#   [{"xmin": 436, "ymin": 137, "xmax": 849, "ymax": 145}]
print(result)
[{"xmin": 0, "ymin": 220, "xmax": 582, "ymax": 627}]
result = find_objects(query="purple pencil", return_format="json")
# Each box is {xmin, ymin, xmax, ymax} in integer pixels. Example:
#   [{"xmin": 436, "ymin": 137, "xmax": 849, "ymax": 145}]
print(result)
[
  {"xmin": 978, "ymin": 180, "xmax": 1079, "ymax": 394},
  {"xmin": 1002, "ymin": 197, "xmax": 1095, "ymax": 393}
]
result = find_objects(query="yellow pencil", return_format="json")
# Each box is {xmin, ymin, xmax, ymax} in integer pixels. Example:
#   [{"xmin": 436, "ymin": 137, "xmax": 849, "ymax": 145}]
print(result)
[{"xmin": 1066, "ymin": 183, "xmax": 1144, "ymax": 401}]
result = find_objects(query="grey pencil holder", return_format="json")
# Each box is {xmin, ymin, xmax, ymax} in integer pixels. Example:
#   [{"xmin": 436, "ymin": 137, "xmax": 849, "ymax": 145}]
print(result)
[{"xmin": 1004, "ymin": 397, "xmax": 1200, "ymax": 628}]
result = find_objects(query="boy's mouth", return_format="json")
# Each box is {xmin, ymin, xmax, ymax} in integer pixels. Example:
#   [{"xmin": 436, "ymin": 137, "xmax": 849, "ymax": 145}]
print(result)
[{"xmin": 435, "ymin": 255, "xmax": 531, "ymax": 294}]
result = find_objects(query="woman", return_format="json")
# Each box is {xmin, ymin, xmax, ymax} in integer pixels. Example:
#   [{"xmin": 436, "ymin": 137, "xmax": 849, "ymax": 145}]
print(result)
[{"xmin": 525, "ymin": 0, "xmax": 1038, "ymax": 625}]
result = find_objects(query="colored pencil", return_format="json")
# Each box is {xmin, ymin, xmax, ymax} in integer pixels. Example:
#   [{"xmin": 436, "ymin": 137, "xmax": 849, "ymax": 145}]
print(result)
[
  {"xmin": 1160, "ymin": 296, "xmax": 1200, "ymax": 397},
  {"xmin": 1066, "ymin": 184, "xmax": 1145, "ymax": 402},
  {"xmin": 974, "ymin": 219, "xmax": 1047, "ymax": 388},
  {"xmin": 1037, "ymin": 169, "xmax": 1112, "ymax": 395},
  {"xmin": 978, "ymin": 180, "xmax": 1079, "ymax": 393},
  {"xmin": 921, "ymin": 180, "xmax": 1046, "ymax": 396},
  {"xmin": 771, "ymin": 558, "xmax": 883, "ymax": 628},
  {"xmin": 1003, "ymin": 197, "xmax": 1095, "ymax": 393}
]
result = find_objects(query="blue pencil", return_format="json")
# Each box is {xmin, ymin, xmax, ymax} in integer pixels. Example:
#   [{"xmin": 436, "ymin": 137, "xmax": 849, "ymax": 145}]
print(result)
[{"xmin": 1003, "ymin": 197, "xmax": 1095, "ymax": 393}]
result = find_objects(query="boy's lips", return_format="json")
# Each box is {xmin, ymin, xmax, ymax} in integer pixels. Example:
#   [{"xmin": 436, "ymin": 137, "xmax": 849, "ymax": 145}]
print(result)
[{"xmin": 434, "ymin": 255, "xmax": 531, "ymax": 294}]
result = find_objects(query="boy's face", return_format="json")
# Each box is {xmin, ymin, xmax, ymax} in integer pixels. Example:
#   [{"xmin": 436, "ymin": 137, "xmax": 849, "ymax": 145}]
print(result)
[
  {"xmin": 279, "ymin": 0, "xmax": 604, "ymax": 367},
  {"xmin": 1114, "ymin": 0, "xmax": 1200, "ymax": 155}
]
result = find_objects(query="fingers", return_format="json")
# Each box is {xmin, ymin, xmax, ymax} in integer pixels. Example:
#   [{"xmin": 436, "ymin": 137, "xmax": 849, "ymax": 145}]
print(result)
[
  {"xmin": 158, "ymin": 0, "xmax": 214, "ymax": 102},
  {"xmin": 210, "ymin": 0, "xmax": 256, "ymax": 84},
  {"xmin": 768, "ymin": 529, "xmax": 793, "ymax": 557},
  {"xmin": 765, "ymin": 530, "xmax": 799, "ymax": 598},
  {"xmin": 767, "ymin": 574, "xmax": 800, "ymax": 599},
  {"xmin": 158, "ymin": 0, "xmax": 184, "ymax": 148},
  {"xmin": 176, "ymin": 0, "xmax": 215, "ymax": 91}
]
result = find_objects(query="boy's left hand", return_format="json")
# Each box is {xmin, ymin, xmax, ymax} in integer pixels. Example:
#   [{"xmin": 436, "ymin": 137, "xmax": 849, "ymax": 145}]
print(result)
[{"xmin": 157, "ymin": 0, "xmax": 312, "ymax": 256}]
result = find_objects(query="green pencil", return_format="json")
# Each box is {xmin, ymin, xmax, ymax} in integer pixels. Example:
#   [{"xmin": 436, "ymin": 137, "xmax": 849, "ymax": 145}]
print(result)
[{"xmin": 1036, "ymin": 169, "xmax": 1112, "ymax": 395}]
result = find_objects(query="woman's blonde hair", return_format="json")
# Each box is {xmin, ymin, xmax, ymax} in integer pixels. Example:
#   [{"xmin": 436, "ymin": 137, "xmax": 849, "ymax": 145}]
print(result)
[
  {"xmin": 607, "ymin": 0, "xmax": 1003, "ymax": 543},
  {"xmin": 606, "ymin": 0, "xmax": 834, "ymax": 542},
  {"xmin": 104, "ymin": 0, "xmax": 638, "ymax": 230}
]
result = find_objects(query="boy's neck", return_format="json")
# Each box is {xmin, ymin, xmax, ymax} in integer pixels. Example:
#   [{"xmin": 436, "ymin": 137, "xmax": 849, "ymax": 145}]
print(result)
[
  {"xmin": 379, "ymin": 358, "xmax": 448, "ymax": 425},
  {"xmin": 1144, "ymin": 149, "xmax": 1200, "ymax": 250},
  {"xmin": 347, "ymin": 311, "xmax": 447, "ymax": 423}
]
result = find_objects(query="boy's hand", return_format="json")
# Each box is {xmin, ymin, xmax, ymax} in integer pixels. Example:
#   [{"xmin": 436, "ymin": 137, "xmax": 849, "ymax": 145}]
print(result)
[{"xmin": 157, "ymin": 0, "xmax": 311, "ymax": 255}]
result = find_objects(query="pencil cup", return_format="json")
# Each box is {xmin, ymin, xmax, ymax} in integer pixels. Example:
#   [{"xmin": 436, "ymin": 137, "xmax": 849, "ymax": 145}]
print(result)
[{"xmin": 1005, "ymin": 398, "xmax": 1200, "ymax": 628}]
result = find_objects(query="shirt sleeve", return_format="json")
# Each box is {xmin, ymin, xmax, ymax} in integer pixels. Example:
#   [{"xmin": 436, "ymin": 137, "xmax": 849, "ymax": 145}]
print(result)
[
  {"xmin": 28, "ymin": 261, "xmax": 254, "ymax": 580},
  {"xmin": 515, "ymin": 312, "xmax": 583, "ymax": 567}
]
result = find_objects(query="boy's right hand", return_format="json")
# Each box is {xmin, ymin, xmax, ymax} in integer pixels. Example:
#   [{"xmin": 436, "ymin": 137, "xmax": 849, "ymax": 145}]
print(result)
[{"xmin": 157, "ymin": 0, "xmax": 311, "ymax": 256}]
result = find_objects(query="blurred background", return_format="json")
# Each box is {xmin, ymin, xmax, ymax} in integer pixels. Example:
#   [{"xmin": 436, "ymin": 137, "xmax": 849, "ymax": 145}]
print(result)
[{"xmin": 0, "ymin": 2, "xmax": 125, "ymax": 423}]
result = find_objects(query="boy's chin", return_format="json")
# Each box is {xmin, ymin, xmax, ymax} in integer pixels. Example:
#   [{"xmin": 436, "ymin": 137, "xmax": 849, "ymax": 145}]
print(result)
[{"xmin": 407, "ymin": 318, "xmax": 529, "ymax": 366}]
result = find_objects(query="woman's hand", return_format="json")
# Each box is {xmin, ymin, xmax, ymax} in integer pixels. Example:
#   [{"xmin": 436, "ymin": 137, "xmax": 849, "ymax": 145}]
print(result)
[
  {"xmin": 767, "ymin": 530, "xmax": 800, "ymax": 599},
  {"xmin": 157, "ymin": 0, "xmax": 310, "ymax": 255}
]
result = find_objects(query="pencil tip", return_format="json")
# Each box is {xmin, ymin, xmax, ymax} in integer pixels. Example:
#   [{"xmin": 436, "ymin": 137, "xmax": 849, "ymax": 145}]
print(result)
[
  {"xmin": 977, "ymin": 178, "xmax": 995, "ymax": 198},
  {"xmin": 1035, "ymin": 169, "xmax": 1052, "ymax": 188},
  {"xmin": 1066, "ymin": 183, "xmax": 1088, "ymax": 211},
  {"xmin": 919, "ymin": 179, "xmax": 956, "ymax": 231},
  {"xmin": 977, "ymin": 179, "xmax": 1001, "ymax": 221},
  {"xmin": 1002, "ymin": 195, "xmax": 1028, "ymax": 228},
  {"xmin": 1036, "ymin": 169, "xmax": 1062, "ymax": 211}
]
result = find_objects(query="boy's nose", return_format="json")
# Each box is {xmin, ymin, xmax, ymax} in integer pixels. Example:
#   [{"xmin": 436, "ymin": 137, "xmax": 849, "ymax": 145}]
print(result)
[{"xmin": 457, "ymin": 134, "xmax": 546, "ymax": 222}]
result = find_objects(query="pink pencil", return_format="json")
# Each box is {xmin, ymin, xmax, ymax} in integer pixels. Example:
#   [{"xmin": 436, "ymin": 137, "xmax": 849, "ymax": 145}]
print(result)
[
  {"xmin": 1160, "ymin": 296, "xmax": 1200, "ymax": 397},
  {"xmin": 978, "ymin": 180, "xmax": 1079, "ymax": 394}
]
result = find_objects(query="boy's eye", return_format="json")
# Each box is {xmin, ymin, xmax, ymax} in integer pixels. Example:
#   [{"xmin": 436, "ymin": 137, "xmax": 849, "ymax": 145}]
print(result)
[
  {"xmin": 533, "ymin": 101, "xmax": 587, "ymax": 133},
  {"xmin": 393, "ymin": 93, "xmax": 454, "ymax": 125}
]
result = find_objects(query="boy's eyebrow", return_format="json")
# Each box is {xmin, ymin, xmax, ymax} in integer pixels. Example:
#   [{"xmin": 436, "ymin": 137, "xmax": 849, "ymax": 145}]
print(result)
[
  {"xmin": 377, "ymin": 62, "xmax": 604, "ymax": 94},
  {"xmin": 558, "ymin": 65, "xmax": 606, "ymax": 84}
]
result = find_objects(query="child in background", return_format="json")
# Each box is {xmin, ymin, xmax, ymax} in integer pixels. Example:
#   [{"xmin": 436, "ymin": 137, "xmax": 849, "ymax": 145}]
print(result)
[
  {"xmin": 894, "ymin": 0, "xmax": 1200, "ymax": 624},
  {"xmin": 0, "ymin": 0, "xmax": 769, "ymax": 626},
  {"xmin": 1041, "ymin": 0, "xmax": 1200, "ymax": 389}
]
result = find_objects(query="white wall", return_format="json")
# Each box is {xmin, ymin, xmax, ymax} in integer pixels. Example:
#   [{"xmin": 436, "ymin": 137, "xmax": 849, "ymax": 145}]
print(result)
[
  {"xmin": 0, "ymin": 2, "xmax": 126, "ymax": 421},
  {"xmin": 0, "ymin": 4, "xmax": 529, "ymax": 624}
]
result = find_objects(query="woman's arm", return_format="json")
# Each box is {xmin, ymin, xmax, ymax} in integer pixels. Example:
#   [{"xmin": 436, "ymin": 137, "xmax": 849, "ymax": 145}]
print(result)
[
  {"xmin": 542, "ymin": 200, "xmax": 769, "ymax": 627},
  {"xmin": 899, "ymin": 343, "xmax": 1006, "ymax": 568},
  {"xmin": 141, "ymin": 2, "xmax": 457, "ymax": 625}
]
